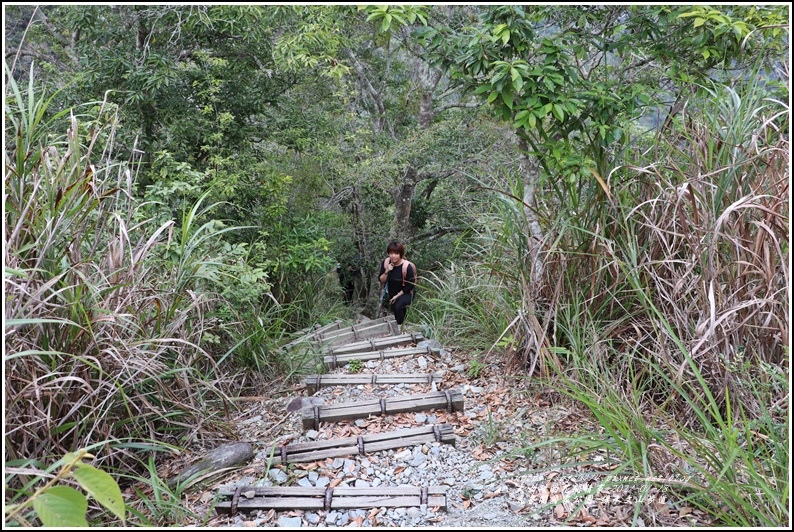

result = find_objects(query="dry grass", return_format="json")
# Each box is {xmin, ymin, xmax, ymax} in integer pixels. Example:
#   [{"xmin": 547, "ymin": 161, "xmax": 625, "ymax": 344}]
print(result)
[{"xmin": 4, "ymin": 77, "xmax": 240, "ymax": 502}]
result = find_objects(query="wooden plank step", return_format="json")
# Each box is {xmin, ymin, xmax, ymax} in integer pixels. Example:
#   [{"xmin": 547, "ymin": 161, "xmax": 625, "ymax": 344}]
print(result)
[
  {"xmin": 215, "ymin": 485, "xmax": 448, "ymax": 515},
  {"xmin": 313, "ymin": 320, "xmax": 400, "ymax": 348},
  {"xmin": 304, "ymin": 373, "xmax": 443, "ymax": 394},
  {"xmin": 315, "ymin": 316, "xmax": 396, "ymax": 340},
  {"xmin": 288, "ymin": 316, "xmax": 396, "ymax": 347},
  {"xmin": 284, "ymin": 320, "xmax": 345, "ymax": 349},
  {"xmin": 324, "ymin": 332, "xmax": 424, "ymax": 355},
  {"xmin": 323, "ymin": 345, "xmax": 440, "ymax": 370},
  {"xmin": 260, "ymin": 424, "xmax": 456, "ymax": 464},
  {"xmin": 301, "ymin": 389, "xmax": 464, "ymax": 430}
]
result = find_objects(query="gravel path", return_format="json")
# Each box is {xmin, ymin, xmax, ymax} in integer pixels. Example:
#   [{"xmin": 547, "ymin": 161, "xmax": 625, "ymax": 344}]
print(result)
[{"xmin": 177, "ymin": 326, "xmax": 700, "ymax": 528}]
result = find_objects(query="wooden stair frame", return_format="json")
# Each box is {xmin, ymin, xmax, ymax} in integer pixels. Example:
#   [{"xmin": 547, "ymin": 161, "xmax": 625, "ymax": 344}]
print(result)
[
  {"xmin": 259, "ymin": 423, "xmax": 456, "ymax": 464},
  {"xmin": 304, "ymin": 372, "xmax": 443, "ymax": 394},
  {"xmin": 301, "ymin": 389, "xmax": 464, "ymax": 430},
  {"xmin": 218, "ymin": 317, "xmax": 462, "ymax": 519},
  {"xmin": 215, "ymin": 485, "xmax": 448, "ymax": 514},
  {"xmin": 323, "ymin": 344, "xmax": 440, "ymax": 370}
]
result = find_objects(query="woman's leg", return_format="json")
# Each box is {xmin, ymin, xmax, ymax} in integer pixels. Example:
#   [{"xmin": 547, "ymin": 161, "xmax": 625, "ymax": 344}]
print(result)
[{"xmin": 392, "ymin": 293, "xmax": 413, "ymax": 325}]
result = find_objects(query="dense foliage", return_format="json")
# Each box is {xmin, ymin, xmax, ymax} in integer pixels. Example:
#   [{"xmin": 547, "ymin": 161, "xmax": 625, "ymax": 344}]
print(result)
[{"xmin": 4, "ymin": 4, "xmax": 788, "ymax": 526}]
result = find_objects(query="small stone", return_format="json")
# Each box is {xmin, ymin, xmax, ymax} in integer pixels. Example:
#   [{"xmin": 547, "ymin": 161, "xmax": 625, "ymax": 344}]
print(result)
[
  {"xmin": 268, "ymin": 468, "xmax": 288, "ymax": 483},
  {"xmin": 355, "ymin": 479, "xmax": 371, "ymax": 488},
  {"xmin": 409, "ymin": 453, "xmax": 426, "ymax": 467},
  {"xmin": 479, "ymin": 469, "xmax": 495, "ymax": 480},
  {"xmin": 277, "ymin": 516, "xmax": 302, "ymax": 527},
  {"xmin": 305, "ymin": 430, "xmax": 320, "ymax": 440},
  {"xmin": 306, "ymin": 513, "xmax": 320, "ymax": 524},
  {"xmin": 315, "ymin": 476, "xmax": 330, "ymax": 488},
  {"xmin": 297, "ymin": 477, "xmax": 313, "ymax": 488},
  {"xmin": 355, "ymin": 419, "xmax": 367, "ymax": 428},
  {"xmin": 394, "ymin": 449, "xmax": 412, "ymax": 461}
]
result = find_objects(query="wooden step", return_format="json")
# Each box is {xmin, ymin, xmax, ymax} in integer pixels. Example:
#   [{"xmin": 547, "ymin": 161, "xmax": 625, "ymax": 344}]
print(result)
[
  {"xmin": 324, "ymin": 332, "xmax": 425, "ymax": 355},
  {"xmin": 215, "ymin": 485, "xmax": 448, "ymax": 515},
  {"xmin": 284, "ymin": 320, "xmax": 346, "ymax": 348},
  {"xmin": 304, "ymin": 373, "xmax": 443, "ymax": 394},
  {"xmin": 323, "ymin": 344, "xmax": 440, "ymax": 370},
  {"xmin": 260, "ymin": 424, "xmax": 456, "ymax": 464},
  {"xmin": 301, "ymin": 389, "xmax": 464, "ymax": 430},
  {"xmin": 313, "ymin": 320, "xmax": 399, "ymax": 348},
  {"xmin": 316, "ymin": 316, "xmax": 396, "ymax": 340},
  {"xmin": 288, "ymin": 316, "xmax": 396, "ymax": 348}
]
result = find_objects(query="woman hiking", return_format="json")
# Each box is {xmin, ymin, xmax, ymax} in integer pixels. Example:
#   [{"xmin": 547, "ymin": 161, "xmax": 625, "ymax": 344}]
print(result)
[{"xmin": 378, "ymin": 241, "xmax": 416, "ymax": 330}]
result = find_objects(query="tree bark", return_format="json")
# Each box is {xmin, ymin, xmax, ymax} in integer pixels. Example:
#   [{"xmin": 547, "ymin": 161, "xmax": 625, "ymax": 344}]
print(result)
[
  {"xmin": 517, "ymin": 134, "xmax": 545, "ymax": 286},
  {"xmin": 393, "ymin": 167, "xmax": 418, "ymax": 243},
  {"xmin": 392, "ymin": 66, "xmax": 442, "ymax": 242}
]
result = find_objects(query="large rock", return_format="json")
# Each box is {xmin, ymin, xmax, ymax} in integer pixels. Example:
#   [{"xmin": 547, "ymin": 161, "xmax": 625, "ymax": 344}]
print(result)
[{"xmin": 170, "ymin": 442, "xmax": 254, "ymax": 487}]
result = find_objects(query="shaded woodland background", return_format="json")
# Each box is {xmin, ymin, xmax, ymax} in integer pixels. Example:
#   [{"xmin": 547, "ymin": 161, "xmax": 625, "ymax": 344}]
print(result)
[{"xmin": 4, "ymin": 4, "xmax": 789, "ymax": 527}]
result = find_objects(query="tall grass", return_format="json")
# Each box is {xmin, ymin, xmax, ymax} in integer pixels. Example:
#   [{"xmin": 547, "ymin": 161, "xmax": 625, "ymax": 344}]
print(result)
[
  {"xmin": 3, "ymin": 66, "xmax": 244, "ymax": 523},
  {"xmin": 428, "ymin": 70, "xmax": 788, "ymax": 525},
  {"xmin": 538, "ymin": 75, "xmax": 789, "ymax": 525}
]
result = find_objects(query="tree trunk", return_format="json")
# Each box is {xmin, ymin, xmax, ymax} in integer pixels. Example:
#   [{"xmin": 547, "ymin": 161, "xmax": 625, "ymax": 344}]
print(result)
[
  {"xmin": 517, "ymin": 134, "xmax": 545, "ymax": 286},
  {"xmin": 393, "ymin": 167, "xmax": 418, "ymax": 244},
  {"xmin": 392, "ymin": 67, "xmax": 442, "ymax": 242}
]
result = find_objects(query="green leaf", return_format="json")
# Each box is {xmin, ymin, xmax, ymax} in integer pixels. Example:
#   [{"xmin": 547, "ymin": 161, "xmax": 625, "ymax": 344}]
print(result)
[
  {"xmin": 693, "ymin": 17, "xmax": 706, "ymax": 27},
  {"xmin": 553, "ymin": 103, "xmax": 565, "ymax": 121},
  {"xmin": 502, "ymin": 91, "xmax": 513, "ymax": 109},
  {"xmin": 33, "ymin": 486, "xmax": 88, "ymax": 527},
  {"xmin": 72, "ymin": 463, "xmax": 126, "ymax": 521},
  {"xmin": 487, "ymin": 90, "xmax": 499, "ymax": 103}
]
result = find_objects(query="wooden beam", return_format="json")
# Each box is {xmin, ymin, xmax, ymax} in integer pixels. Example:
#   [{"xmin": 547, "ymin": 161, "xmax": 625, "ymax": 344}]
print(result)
[
  {"xmin": 323, "ymin": 345, "xmax": 440, "ymax": 370},
  {"xmin": 325, "ymin": 332, "xmax": 425, "ymax": 355},
  {"xmin": 215, "ymin": 485, "xmax": 448, "ymax": 515},
  {"xmin": 301, "ymin": 389, "xmax": 464, "ymax": 430},
  {"xmin": 259, "ymin": 424, "xmax": 456, "ymax": 464},
  {"xmin": 304, "ymin": 373, "xmax": 443, "ymax": 394}
]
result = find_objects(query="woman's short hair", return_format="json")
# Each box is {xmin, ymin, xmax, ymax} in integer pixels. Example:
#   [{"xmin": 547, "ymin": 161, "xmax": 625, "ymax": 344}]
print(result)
[{"xmin": 386, "ymin": 241, "xmax": 404, "ymax": 257}]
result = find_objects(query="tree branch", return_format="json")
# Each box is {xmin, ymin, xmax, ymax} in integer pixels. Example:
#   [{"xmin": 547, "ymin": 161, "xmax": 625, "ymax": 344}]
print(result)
[{"xmin": 346, "ymin": 48, "xmax": 394, "ymax": 139}]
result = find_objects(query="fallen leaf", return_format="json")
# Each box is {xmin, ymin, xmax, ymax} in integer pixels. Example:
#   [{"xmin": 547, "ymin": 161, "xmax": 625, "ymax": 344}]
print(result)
[
  {"xmin": 539, "ymin": 486, "xmax": 549, "ymax": 505},
  {"xmin": 484, "ymin": 487, "xmax": 501, "ymax": 499},
  {"xmin": 679, "ymin": 507, "xmax": 693, "ymax": 517},
  {"xmin": 554, "ymin": 503, "xmax": 566, "ymax": 519},
  {"xmin": 330, "ymin": 478, "xmax": 343, "ymax": 488}
]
